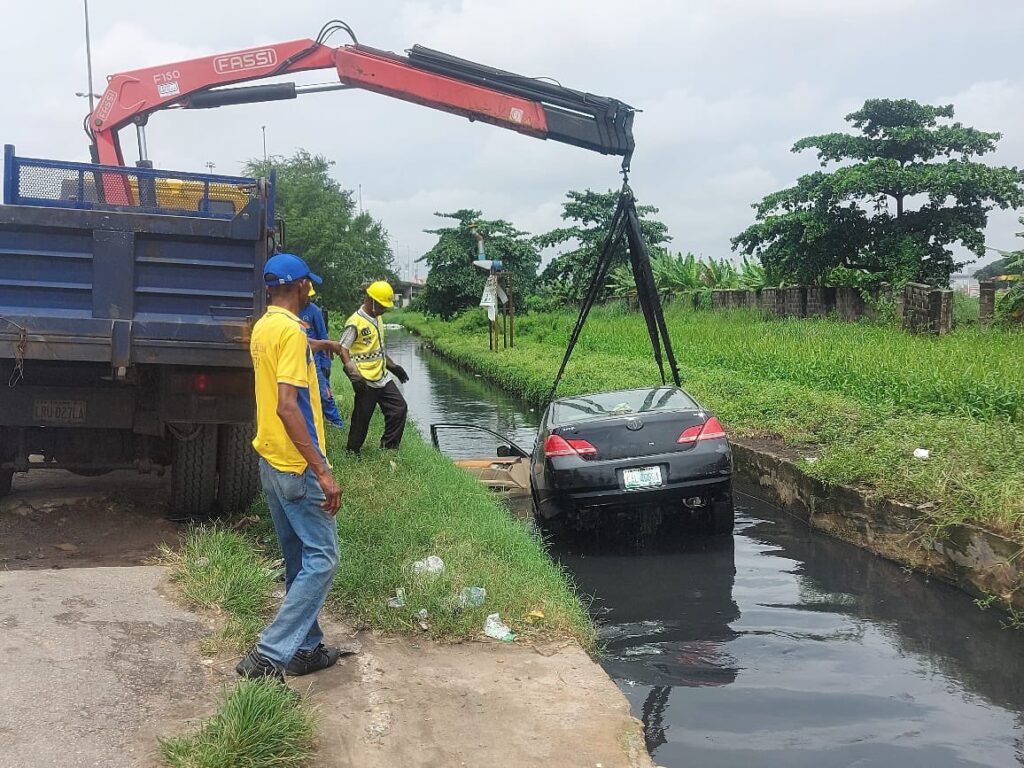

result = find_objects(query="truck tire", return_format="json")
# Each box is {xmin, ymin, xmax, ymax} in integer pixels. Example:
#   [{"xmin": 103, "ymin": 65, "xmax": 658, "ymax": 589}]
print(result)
[
  {"xmin": 170, "ymin": 424, "xmax": 218, "ymax": 519},
  {"xmin": 0, "ymin": 469, "xmax": 12, "ymax": 498},
  {"xmin": 217, "ymin": 423, "xmax": 261, "ymax": 514}
]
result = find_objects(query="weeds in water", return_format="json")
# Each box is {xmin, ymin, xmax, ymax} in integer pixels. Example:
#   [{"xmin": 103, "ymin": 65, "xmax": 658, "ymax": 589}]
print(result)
[{"xmin": 159, "ymin": 679, "xmax": 316, "ymax": 768}]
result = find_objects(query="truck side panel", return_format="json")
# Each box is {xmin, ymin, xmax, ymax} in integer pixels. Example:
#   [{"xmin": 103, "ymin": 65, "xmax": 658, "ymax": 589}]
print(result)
[{"xmin": 0, "ymin": 202, "xmax": 266, "ymax": 368}]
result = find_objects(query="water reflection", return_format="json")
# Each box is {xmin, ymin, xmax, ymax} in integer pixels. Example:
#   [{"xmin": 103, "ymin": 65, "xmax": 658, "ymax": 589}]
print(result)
[{"xmin": 387, "ymin": 333, "xmax": 539, "ymax": 458}]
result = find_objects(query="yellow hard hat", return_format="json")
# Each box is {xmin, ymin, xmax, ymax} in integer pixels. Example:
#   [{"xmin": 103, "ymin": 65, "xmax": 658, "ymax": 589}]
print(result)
[{"xmin": 366, "ymin": 280, "xmax": 395, "ymax": 308}]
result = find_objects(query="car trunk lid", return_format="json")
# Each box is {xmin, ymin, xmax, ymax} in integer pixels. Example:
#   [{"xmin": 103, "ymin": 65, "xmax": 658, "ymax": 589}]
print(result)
[{"xmin": 553, "ymin": 410, "xmax": 708, "ymax": 461}]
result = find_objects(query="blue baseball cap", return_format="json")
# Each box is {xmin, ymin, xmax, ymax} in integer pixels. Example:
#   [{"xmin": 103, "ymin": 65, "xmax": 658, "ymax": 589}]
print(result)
[{"xmin": 263, "ymin": 253, "xmax": 322, "ymax": 286}]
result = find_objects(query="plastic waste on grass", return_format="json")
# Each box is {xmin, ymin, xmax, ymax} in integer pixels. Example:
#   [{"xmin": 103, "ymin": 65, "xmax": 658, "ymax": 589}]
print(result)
[
  {"xmin": 913, "ymin": 448, "xmax": 930, "ymax": 459},
  {"xmin": 387, "ymin": 588, "xmax": 406, "ymax": 609},
  {"xmin": 410, "ymin": 555, "xmax": 445, "ymax": 576},
  {"xmin": 484, "ymin": 613, "xmax": 515, "ymax": 642},
  {"xmin": 458, "ymin": 586, "xmax": 487, "ymax": 608}
]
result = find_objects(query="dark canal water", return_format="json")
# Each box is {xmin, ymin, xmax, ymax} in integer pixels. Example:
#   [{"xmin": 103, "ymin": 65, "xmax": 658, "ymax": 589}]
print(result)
[{"xmin": 387, "ymin": 329, "xmax": 1024, "ymax": 768}]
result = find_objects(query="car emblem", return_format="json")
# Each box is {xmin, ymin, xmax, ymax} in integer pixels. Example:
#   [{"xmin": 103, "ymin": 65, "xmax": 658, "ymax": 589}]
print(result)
[{"xmin": 626, "ymin": 418, "xmax": 644, "ymax": 431}]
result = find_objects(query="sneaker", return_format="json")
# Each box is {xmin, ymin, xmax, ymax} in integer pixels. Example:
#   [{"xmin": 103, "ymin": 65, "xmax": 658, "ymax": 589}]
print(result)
[
  {"xmin": 236, "ymin": 648, "xmax": 285, "ymax": 682},
  {"xmin": 285, "ymin": 643, "xmax": 344, "ymax": 676}
]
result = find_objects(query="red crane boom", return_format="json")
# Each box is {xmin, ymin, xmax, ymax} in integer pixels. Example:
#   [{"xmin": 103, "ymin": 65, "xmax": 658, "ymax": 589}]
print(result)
[{"xmin": 87, "ymin": 21, "xmax": 635, "ymax": 176}]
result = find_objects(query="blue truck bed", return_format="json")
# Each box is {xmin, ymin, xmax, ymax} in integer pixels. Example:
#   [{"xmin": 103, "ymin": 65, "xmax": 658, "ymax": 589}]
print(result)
[
  {"xmin": 0, "ymin": 146, "xmax": 268, "ymax": 369},
  {"xmin": 0, "ymin": 146, "xmax": 272, "ymax": 516}
]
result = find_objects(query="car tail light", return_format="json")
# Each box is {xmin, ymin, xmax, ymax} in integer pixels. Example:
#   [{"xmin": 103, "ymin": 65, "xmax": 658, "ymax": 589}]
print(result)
[
  {"xmin": 677, "ymin": 416, "xmax": 727, "ymax": 444},
  {"xmin": 567, "ymin": 438, "xmax": 598, "ymax": 456},
  {"xmin": 544, "ymin": 434, "xmax": 598, "ymax": 458}
]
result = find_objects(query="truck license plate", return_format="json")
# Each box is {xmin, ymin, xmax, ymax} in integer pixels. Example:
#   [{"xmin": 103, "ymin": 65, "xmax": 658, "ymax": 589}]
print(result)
[
  {"xmin": 33, "ymin": 399, "xmax": 87, "ymax": 425},
  {"xmin": 623, "ymin": 465, "xmax": 663, "ymax": 490}
]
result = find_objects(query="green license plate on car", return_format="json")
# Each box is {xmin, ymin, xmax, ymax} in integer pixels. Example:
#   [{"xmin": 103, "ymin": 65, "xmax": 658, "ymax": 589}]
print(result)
[{"xmin": 622, "ymin": 465, "xmax": 663, "ymax": 490}]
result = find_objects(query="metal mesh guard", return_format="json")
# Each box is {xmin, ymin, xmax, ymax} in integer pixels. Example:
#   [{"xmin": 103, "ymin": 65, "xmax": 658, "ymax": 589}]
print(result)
[{"xmin": 8, "ymin": 152, "xmax": 257, "ymax": 220}]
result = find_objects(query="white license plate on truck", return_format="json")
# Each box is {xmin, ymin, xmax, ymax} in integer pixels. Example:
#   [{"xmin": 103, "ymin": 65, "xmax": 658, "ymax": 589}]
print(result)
[
  {"xmin": 33, "ymin": 399, "xmax": 87, "ymax": 425},
  {"xmin": 622, "ymin": 465, "xmax": 663, "ymax": 490}
]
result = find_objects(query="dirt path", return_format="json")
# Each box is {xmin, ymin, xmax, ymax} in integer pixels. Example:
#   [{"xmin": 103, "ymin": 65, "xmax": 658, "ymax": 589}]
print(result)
[
  {"xmin": 309, "ymin": 618, "xmax": 653, "ymax": 768},
  {"xmin": 0, "ymin": 566, "xmax": 216, "ymax": 768},
  {"xmin": 0, "ymin": 470, "xmax": 178, "ymax": 569}
]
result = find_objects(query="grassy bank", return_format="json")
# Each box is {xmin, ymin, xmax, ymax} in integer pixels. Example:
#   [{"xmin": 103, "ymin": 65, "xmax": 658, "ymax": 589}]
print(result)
[
  {"xmin": 160, "ymin": 387, "xmax": 595, "ymax": 765},
  {"xmin": 399, "ymin": 305, "xmax": 1024, "ymax": 539},
  {"xmin": 165, "ymin": 387, "xmax": 594, "ymax": 650}
]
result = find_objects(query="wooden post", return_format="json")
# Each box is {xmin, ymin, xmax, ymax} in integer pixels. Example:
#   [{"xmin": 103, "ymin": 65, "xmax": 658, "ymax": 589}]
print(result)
[{"xmin": 509, "ymin": 297, "xmax": 515, "ymax": 348}]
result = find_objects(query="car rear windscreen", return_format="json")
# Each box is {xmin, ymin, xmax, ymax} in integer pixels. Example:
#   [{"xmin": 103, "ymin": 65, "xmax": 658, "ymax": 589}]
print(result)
[{"xmin": 552, "ymin": 387, "xmax": 698, "ymax": 425}]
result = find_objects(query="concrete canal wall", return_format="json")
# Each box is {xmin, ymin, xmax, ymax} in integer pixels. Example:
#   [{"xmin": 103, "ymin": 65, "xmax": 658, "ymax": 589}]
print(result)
[{"xmin": 732, "ymin": 439, "xmax": 1024, "ymax": 613}]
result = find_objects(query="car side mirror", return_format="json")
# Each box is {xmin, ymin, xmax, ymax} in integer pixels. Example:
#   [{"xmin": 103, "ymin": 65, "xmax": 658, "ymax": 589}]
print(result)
[{"xmin": 496, "ymin": 444, "xmax": 513, "ymax": 458}]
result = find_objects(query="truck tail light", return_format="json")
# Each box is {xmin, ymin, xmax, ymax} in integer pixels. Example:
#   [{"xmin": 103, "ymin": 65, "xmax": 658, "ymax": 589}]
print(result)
[{"xmin": 169, "ymin": 371, "xmax": 250, "ymax": 396}]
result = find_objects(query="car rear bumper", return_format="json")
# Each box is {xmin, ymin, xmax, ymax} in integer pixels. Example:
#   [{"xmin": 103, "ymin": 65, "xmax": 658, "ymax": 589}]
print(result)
[{"xmin": 537, "ymin": 445, "xmax": 732, "ymax": 518}]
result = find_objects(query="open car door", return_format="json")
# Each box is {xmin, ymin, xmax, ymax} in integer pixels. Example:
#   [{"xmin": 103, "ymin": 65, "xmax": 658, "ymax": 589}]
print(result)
[{"xmin": 429, "ymin": 423, "xmax": 532, "ymax": 498}]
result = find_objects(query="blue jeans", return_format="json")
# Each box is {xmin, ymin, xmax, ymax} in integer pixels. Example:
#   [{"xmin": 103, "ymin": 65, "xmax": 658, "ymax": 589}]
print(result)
[
  {"xmin": 317, "ymin": 366, "xmax": 344, "ymax": 427},
  {"xmin": 256, "ymin": 458, "xmax": 339, "ymax": 666}
]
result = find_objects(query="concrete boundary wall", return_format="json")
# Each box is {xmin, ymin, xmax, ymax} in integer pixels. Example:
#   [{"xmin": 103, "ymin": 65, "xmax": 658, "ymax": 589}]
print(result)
[{"xmin": 700, "ymin": 284, "xmax": 953, "ymax": 334}]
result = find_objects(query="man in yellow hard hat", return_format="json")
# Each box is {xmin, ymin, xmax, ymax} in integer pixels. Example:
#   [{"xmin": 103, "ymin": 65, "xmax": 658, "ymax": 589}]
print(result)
[{"xmin": 338, "ymin": 280, "xmax": 409, "ymax": 454}]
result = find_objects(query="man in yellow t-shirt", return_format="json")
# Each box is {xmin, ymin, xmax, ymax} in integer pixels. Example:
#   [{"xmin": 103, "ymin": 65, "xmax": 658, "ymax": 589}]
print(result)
[{"xmin": 238, "ymin": 252, "xmax": 345, "ymax": 683}]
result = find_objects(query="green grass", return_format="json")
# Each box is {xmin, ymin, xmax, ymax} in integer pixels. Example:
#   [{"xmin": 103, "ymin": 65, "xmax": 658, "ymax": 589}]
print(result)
[
  {"xmin": 399, "ymin": 305, "xmax": 1024, "ymax": 538},
  {"xmin": 159, "ymin": 679, "xmax": 316, "ymax": 768},
  {"xmin": 164, "ymin": 392, "xmax": 594, "ymax": 651},
  {"xmin": 161, "ymin": 529, "xmax": 276, "ymax": 655},
  {"xmin": 322, "ymin": 426, "xmax": 592, "ymax": 643}
]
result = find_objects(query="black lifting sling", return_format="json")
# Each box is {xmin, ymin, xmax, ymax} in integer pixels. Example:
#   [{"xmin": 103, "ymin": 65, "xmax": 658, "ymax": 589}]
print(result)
[{"xmin": 547, "ymin": 183, "xmax": 681, "ymax": 403}]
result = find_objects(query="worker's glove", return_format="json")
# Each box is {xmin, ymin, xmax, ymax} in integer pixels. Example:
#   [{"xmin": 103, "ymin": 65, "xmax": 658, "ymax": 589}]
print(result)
[{"xmin": 387, "ymin": 361, "xmax": 410, "ymax": 384}]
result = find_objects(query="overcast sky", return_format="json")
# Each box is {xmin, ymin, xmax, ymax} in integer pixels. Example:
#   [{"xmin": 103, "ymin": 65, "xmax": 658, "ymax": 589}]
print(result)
[{"xmin": 4, "ymin": 0, "xmax": 1023, "ymax": 279}]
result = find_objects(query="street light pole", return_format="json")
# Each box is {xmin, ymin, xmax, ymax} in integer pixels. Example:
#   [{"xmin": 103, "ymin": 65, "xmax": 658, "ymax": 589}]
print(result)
[
  {"xmin": 261, "ymin": 125, "xmax": 267, "ymax": 167},
  {"xmin": 83, "ymin": 0, "xmax": 95, "ymax": 114}
]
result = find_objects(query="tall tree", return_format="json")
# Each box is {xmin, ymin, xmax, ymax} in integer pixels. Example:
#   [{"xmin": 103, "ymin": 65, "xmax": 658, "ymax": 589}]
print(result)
[
  {"xmin": 244, "ymin": 151, "xmax": 397, "ymax": 312},
  {"xmin": 732, "ymin": 99, "xmax": 1024, "ymax": 286},
  {"xmin": 416, "ymin": 210, "xmax": 540, "ymax": 319},
  {"xmin": 537, "ymin": 189, "xmax": 671, "ymax": 302}
]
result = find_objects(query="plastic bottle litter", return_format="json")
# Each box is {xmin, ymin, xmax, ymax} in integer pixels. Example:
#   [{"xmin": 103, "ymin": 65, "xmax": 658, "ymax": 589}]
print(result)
[
  {"xmin": 458, "ymin": 586, "xmax": 487, "ymax": 608},
  {"xmin": 410, "ymin": 555, "xmax": 445, "ymax": 576},
  {"xmin": 483, "ymin": 613, "xmax": 515, "ymax": 642},
  {"xmin": 417, "ymin": 608, "xmax": 429, "ymax": 620},
  {"xmin": 913, "ymin": 448, "xmax": 930, "ymax": 459},
  {"xmin": 387, "ymin": 588, "xmax": 406, "ymax": 609}
]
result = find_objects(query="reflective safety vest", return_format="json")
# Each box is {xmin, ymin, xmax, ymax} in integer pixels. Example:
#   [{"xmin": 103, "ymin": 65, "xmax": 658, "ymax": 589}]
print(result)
[{"xmin": 346, "ymin": 310, "xmax": 386, "ymax": 382}]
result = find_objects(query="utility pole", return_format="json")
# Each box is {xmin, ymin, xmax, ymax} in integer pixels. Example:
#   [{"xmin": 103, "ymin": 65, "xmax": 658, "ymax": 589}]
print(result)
[
  {"xmin": 261, "ymin": 125, "xmax": 267, "ymax": 168},
  {"xmin": 83, "ymin": 0, "xmax": 95, "ymax": 114},
  {"xmin": 204, "ymin": 161, "xmax": 216, "ymax": 173}
]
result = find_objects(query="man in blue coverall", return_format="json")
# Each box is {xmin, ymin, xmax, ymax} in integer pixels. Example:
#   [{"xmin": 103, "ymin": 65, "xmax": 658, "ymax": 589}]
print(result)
[{"xmin": 299, "ymin": 287, "xmax": 345, "ymax": 429}]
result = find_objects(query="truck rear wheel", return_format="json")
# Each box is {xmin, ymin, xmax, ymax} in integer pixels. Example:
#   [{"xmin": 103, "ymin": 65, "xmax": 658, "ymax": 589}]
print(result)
[
  {"xmin": 169, "ymin": 424, "xmax": 218, "ymax": 519},
  {"xmin": 217, "ymin": 423, "xmax": 260, "ymax": 514}
]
